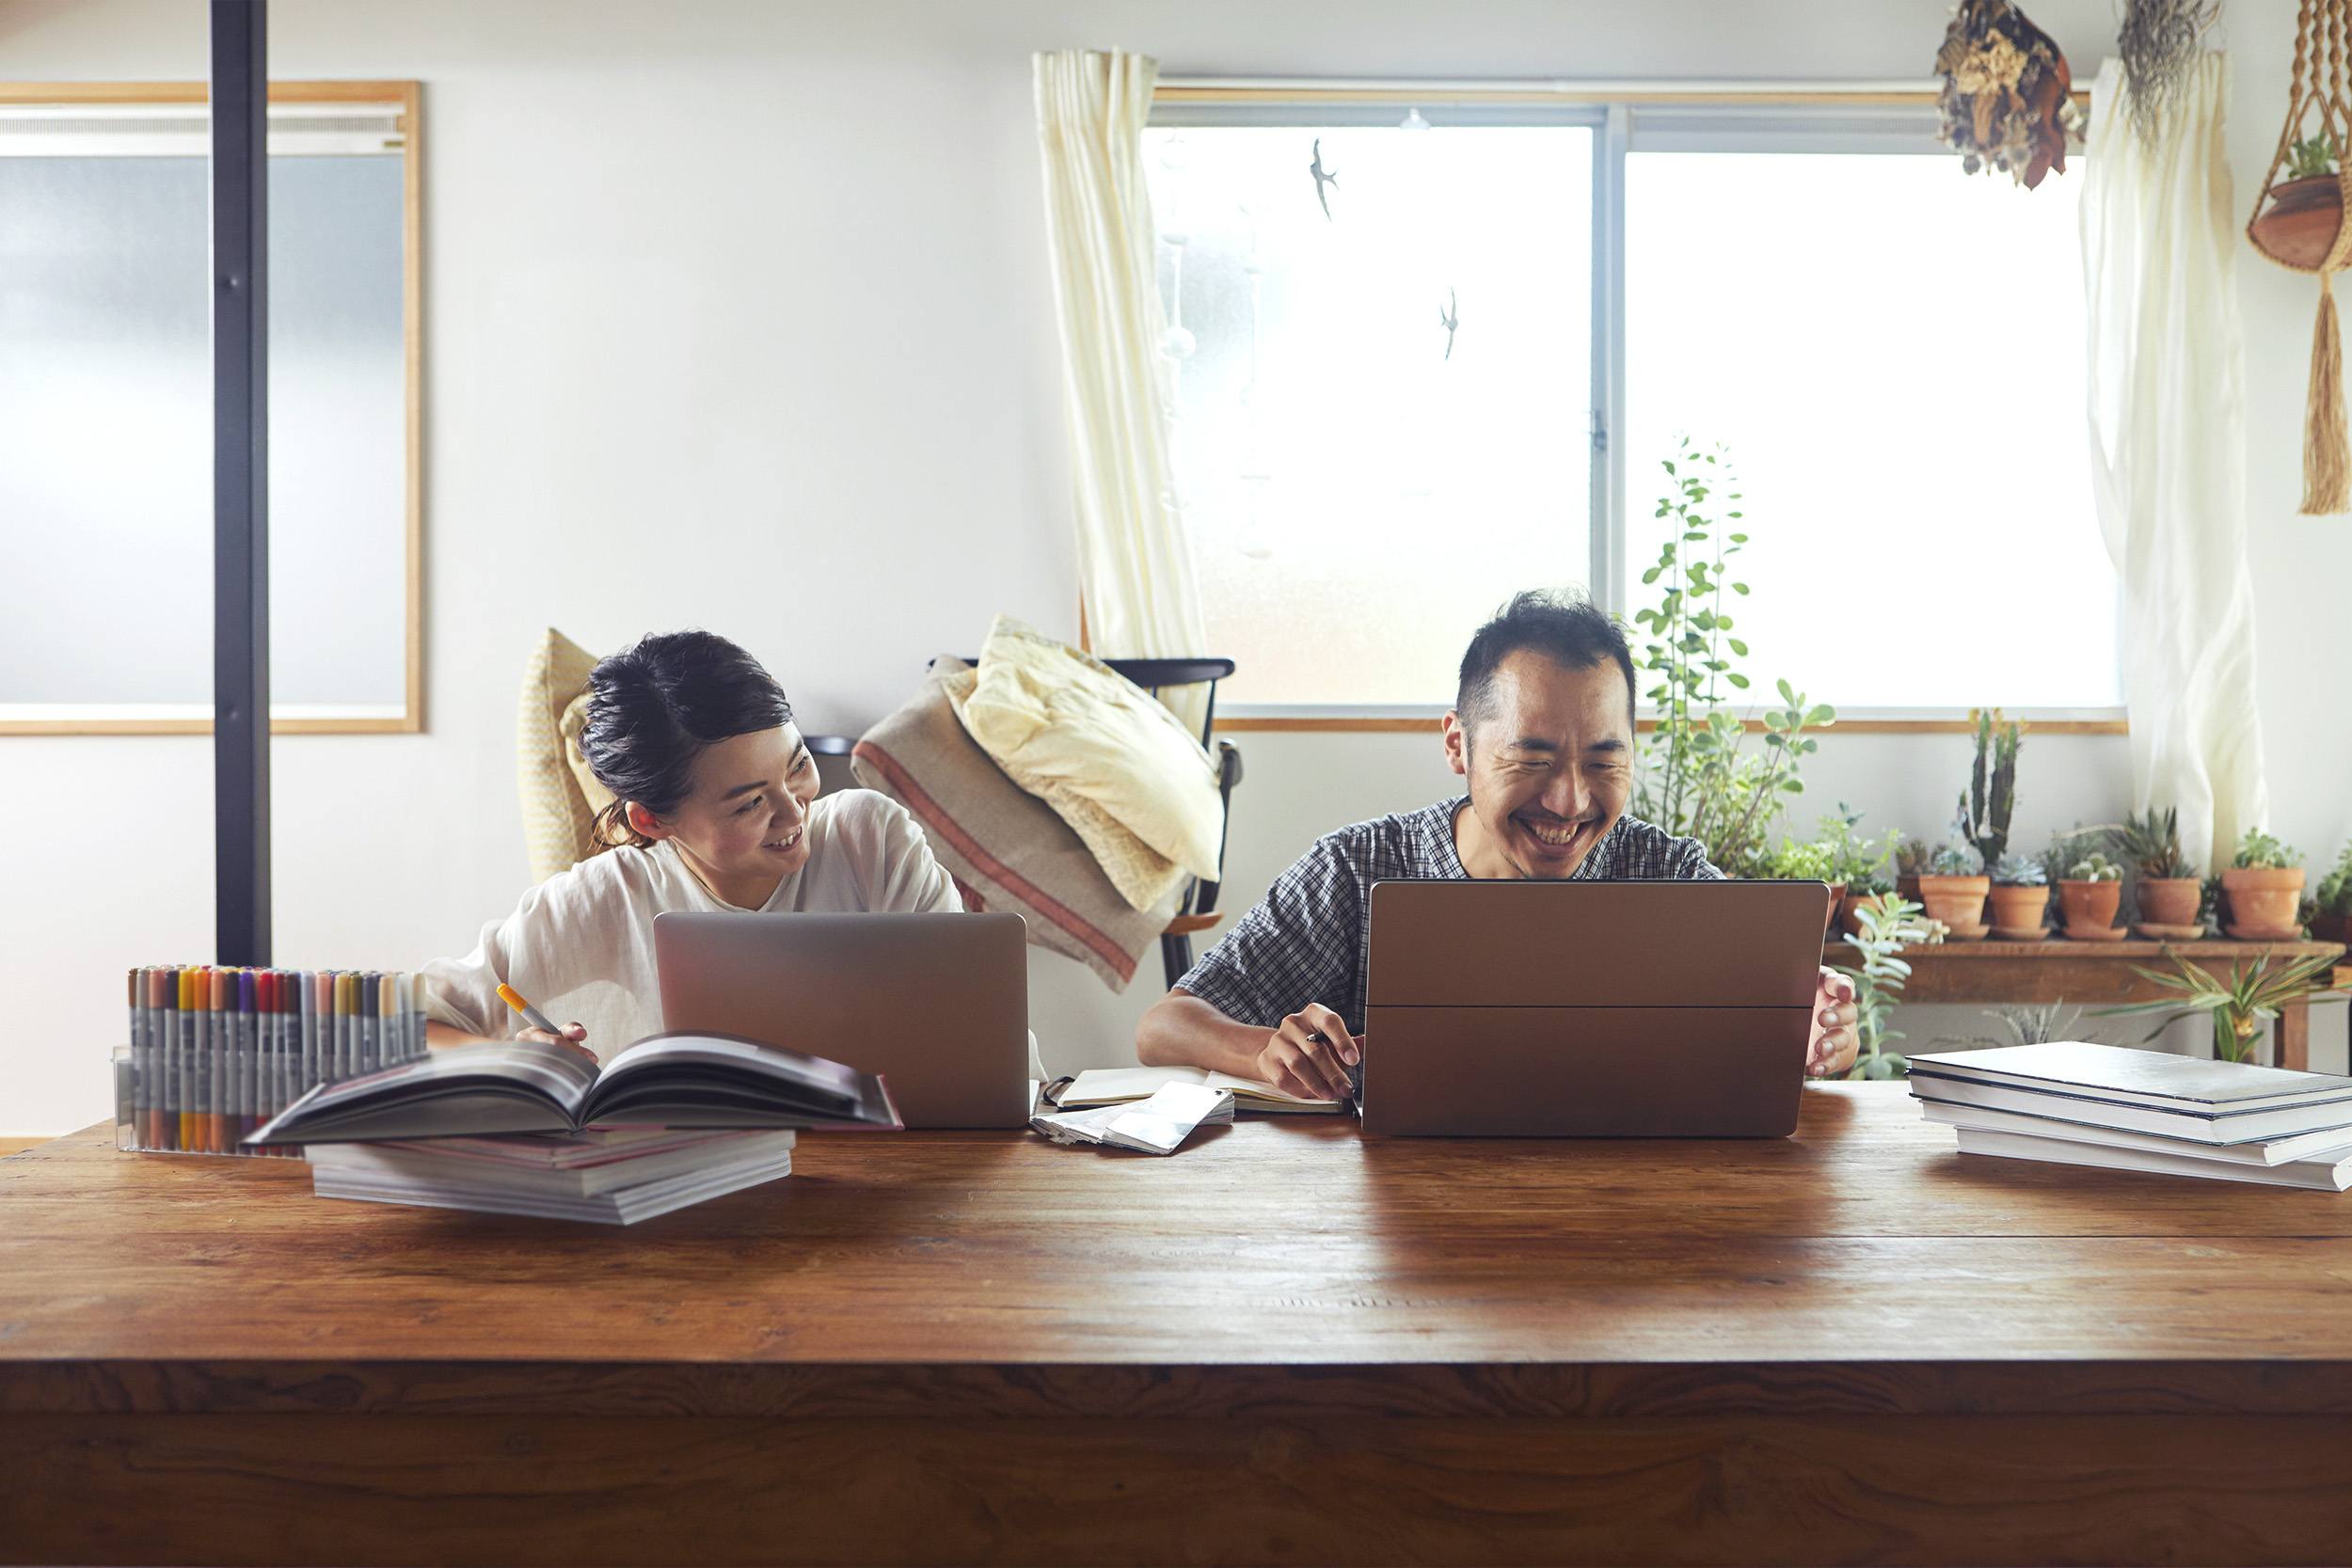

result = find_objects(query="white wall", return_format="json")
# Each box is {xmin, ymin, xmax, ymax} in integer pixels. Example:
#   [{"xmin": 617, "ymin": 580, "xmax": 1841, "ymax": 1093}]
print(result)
[{"xmin": 3, "ymin": 0, "xmax": 2344, "ymax": 1134}]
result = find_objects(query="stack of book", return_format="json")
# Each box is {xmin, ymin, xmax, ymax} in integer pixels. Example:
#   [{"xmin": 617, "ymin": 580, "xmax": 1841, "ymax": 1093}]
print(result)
[
  {"xmin": 309, "ymin": 1128, "xmax": 799, "ymax": 1225},
  {"xmin": 1908, "ymin": 1041, "xmax": 2352, "ymax": 1191},
  {"xmin": 251, "ymin": 1030, "xmax": 905, "ymax": 1224}
]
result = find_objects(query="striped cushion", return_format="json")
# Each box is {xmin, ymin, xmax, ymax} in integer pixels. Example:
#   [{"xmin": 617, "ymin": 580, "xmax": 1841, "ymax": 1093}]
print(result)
[{"xmin": 852, "ymin": 659, "xmax": 1172, "ymax": 992}]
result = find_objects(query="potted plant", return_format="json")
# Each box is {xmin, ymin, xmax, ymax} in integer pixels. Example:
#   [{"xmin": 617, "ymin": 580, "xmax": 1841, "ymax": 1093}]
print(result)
[
  {"xmin": 1957, "ymin": 707, "xmax": 2021, "ymax": 873},
  {"xmin": 2222, "ymin": 828, "xmax": 2305, "ymax": 939},
  {"xmin": 2058, "ymin": 850, "xmax": 2125, "ymax": 940},
  {"xmin": 2097, "ymin": 945, "xmax": 2346, "ymax": 1064},
  {"xmin": 1814, "ymin": 801, "xmax": 1899, "ymax": 937},
  {"xmin": 1835, "ymin": 894, "xmax": 1931, "ymax": 1080},
  {"xmin": 1933, "ymin": 1001, "xmax": 2080, "ymax": 1051},
  {"xmin": 1986, "ymin": 854, "xmax": 2049, "ymax": 940},
  {"xmin": 2307, "ymin": 842, "xmax": 2352, "ymax": 944},
  {"xmin": 2251, "ymin": 132, "xmax": 2345, "ymax": 272},
  {"xmin": 1894, "ymin": 837, "xmax": 1934, "ymax": 906},
  {"xmin": 1915, "ymin": 841, "xmax": 1991, "ymax": 939},
  {"xmin": 2115, "ymin": 805, "xmax": 2201, "ymax": 934},
  {"xmin": 1769, "ymin": 835, "xmax": 1842, "ymax": 932}
]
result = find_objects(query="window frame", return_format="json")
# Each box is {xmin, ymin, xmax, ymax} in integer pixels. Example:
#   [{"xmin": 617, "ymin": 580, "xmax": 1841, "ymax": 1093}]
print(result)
[
  {"xmin": 0, "ymin": 79, "xmax": 425, "ymax": 736},
  {"xmin": 1152, "ymin": 84, "xmax": 2122, "ymax": 736}
]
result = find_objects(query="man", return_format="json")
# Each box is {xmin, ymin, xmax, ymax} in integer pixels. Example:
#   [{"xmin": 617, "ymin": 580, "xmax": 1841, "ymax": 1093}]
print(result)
[{"xmin": 1136, "ymin": 590, "xmax": 1859, "ymax": 1100}]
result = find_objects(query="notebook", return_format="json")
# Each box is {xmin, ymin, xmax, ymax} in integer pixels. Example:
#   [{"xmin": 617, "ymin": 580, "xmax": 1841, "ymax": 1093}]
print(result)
[
  {"xmin": 1914, "ymin": 1098, "xmax": 2352, "ymax": 1165},
  {"xmin": 250, "ymin": 1033, "xmax": 899, "ymax": 1145},
  {"xmin": 1906, "ymin": 1042, "xmax": 2352, "ymax": 1143},
  {"xmin": 1953, "ymin": 1126, "xmax": 2352, "ymax": 1192},
  {"xmin": 1048, "ymin": 1066, "xmax": 1345, "ymax": 1115},
  {"xmin": 1031, "ymin": 1084, "xmax": 1235, "ymax": 1154}
]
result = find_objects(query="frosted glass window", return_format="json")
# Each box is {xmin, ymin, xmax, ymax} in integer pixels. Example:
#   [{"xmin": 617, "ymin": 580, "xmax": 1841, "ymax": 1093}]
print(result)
[
  {"xmin": 1623, "ymin": 150, "xmax": 2119, "ymax": 711},
  {"xmin": 0, "ymin": 99, "xmax": 414, "ymax": 728},
  {"xmin": 1145, "ymin": 125, "xmax": 1595, "ymax": 709}
]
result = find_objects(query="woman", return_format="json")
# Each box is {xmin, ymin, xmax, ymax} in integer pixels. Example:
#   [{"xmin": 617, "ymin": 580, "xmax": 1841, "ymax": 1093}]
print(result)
[{"xmin": 421, "ymin": 629, "xmax": 971, "ymax": 1064}]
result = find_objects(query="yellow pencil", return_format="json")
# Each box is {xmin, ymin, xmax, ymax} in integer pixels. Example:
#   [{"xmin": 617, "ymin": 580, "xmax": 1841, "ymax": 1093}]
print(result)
[{"xmin": 495, "ymin": 983, "xmax": 563, "ymax": 1038}]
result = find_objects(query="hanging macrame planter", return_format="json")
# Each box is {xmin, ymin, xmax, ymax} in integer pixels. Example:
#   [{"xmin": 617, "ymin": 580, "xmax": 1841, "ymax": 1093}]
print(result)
[{"xmin": 2249, "ymin": 0, "xmax": 2352, "ymax": 515}]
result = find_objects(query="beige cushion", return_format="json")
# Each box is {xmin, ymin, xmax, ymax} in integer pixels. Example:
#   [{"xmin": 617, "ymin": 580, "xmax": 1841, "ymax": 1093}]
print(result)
[
  {"xmin": 516, "ymin": 628, "xmax": 602, "ymax": 881},
  {"xmin": 559, "ymin": 690, "xmax": 618, "ymax": 822},
  {"xmin": 955, "ymin": 615, "xmax": 1220, "ymax": 911},
  {"xmin": 852, "ymin": 659, "xmax": 1174, "ymax": 992}
]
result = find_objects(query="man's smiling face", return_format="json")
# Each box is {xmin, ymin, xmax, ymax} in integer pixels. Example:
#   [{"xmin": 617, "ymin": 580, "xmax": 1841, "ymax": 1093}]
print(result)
[{"xmin": 1444, "ymin": 649, "xmax": 1635, "ymax": 879}]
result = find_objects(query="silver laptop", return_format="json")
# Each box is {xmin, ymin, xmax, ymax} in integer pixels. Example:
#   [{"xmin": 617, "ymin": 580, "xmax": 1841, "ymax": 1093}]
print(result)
[
  {"xmin": 1360, "ymin": 879, "xmax": 1830, "ymax": 1137},
  {"xmin": 653, "ymin": 911, "xmax": 1031, "ymax": 1129}
]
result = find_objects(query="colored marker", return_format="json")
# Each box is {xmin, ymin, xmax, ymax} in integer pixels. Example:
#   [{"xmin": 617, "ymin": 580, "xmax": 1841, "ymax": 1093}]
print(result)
[
  {"xmin": 176, "ymin": 968, "xmax": 196, "ymax": 1150},
  {"xmin": 495, "ymin": 983, "xmax": 563, "ymax": 1039}
]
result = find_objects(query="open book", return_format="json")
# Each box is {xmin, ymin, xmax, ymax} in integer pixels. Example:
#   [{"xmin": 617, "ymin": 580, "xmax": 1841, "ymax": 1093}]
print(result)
[
  {"xmin": 248, "ymin": 1032, "xmax": 900, "ymax": 1146},
  {"xmin": 1048, "ymin": 1065, "xmax": 1348, "ymax": 1115}
]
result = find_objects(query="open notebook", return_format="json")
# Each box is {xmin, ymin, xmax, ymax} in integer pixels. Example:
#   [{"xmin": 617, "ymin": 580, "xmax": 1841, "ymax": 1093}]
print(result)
[{"xmin": 1047, "ymin": 1066, "xmax": 1348, "ymax": 1115}]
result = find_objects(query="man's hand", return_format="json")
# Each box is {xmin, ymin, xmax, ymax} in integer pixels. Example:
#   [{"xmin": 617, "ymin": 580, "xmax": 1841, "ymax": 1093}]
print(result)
[
  {"xmin": 1254, "ymin": 1003, "xmax": 1359, "ymax": 1101},
  {"xmin": 1806, "ymin": 969, "xmax": 1858, "ymax": 1078}
]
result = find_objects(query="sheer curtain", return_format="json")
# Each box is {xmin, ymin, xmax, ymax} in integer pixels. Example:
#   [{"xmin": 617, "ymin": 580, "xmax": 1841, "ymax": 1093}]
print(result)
[
  {"xmin": 2082, "ymin": 55, "xmax": 2269, "ymax": 871},
  {"xmin": 1032, "ymin": 49, "xmax": 1211, "ymax": 726}
]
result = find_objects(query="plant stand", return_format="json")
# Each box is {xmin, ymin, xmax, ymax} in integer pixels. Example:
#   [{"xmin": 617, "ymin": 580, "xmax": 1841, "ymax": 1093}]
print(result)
[{"xmin": 1820, "ymin": 938, "xmax": 2350, "ymax": 1069}]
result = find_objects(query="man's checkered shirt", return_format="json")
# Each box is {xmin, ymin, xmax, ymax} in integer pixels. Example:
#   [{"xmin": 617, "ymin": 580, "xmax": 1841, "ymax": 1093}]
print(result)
[{"xmin": 1176, "ymin": 796, "xmax": 1723, "ymax": 1035}]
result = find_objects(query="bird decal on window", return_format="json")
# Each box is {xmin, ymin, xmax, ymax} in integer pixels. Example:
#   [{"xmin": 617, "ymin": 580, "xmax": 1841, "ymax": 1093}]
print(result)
[{"xmin": 1309, "ymin": 138, "xmax": 1339, "ymax": 220}]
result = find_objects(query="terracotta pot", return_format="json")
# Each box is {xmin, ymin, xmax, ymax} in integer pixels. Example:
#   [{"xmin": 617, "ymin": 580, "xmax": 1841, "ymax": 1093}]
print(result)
[
  {"xmin": 2057, "ymin": 879, "xmax": 2123, "ymax": 936},
  {"xmin": 1839, "ymin": 891, "xmax": 1879, "ymax": 938},
  {"xmin": 1896, "ymin": 873, "xmax": 1922, "ymax": 905},
  {"xmin": 2311, "ymin": 911, "xmax": 2352, "ymax": 945},
  {"xmin": 1820, "ymin": 881, "xmax": 1846, "ymax": 934},
  {"xmin": 2136, "ymin": 876, "xmax": 2203, "ymax": 928},
  {"xmin": 1986, "ymin": 883, "xmax": 2050, "ymax": 933},
  {"xmin": 1915, "ymin": 874, "xmax": 1990, "ymax": 933},
  {"xmin": 2222, "ymin": 865, "xmax": 2306, "ymax": 932},
  {"xmin": 2251, "ymin": 175, "xmax": 2347, "ymax": 270}
]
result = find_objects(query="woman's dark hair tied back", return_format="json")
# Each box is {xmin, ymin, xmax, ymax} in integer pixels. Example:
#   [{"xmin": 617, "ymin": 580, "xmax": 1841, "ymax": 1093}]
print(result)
[{"xmin": 578, "ymin": 630, "xmax": 795, "ymax": 853}]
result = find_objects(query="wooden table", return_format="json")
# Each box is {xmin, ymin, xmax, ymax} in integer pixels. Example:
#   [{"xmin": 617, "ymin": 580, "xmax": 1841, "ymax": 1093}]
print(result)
[
  {"xmin": 8, "ymin": 1086, "xmax": 2352, "ymax": 1566},
  {"xmin": 1825, "ymin": 938, "xmax": 2349, "ymax": 1070}
]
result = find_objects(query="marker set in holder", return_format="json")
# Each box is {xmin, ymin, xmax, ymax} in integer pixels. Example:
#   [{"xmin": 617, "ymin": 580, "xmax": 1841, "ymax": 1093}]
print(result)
[{"xmin": 114, "ymin": 967, "xmax": 428, "ymax": 1157}]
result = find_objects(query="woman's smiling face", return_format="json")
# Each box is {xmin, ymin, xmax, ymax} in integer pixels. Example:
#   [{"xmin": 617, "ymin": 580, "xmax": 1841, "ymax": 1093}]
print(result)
[{"xmin": 627, "ymin": 724, "xmax": 820, "ymax": 885}]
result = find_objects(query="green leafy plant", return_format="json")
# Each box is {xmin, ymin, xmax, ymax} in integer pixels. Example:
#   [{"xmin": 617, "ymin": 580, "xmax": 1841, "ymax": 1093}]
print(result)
[
  {"xmin": 2233, "ymin": 827, "xmax": 2299, "ymax": 871},
  {"xmin": 1958, "ymin": 707, "xmax": 2021, "ymax": 872},
  {"xmin": 2114, "ymin": 806, "xmax": 2194, "ymax": 880},
  {"xmin": 2315, "ymin": 843, "xmax": 2352, "ymax": 916},
  {"xmin": 2066, "ymin": 851, "xmax": 2123, "ymax": 883},
  {"xmin": 1836, "ymin": 894, "xmax": 1930, "ymax": 1080},
  {"xmin": 2097, "ymin": 946, "xmax": 2346, "ymax": 1063},
  {"xmin": 1629, "ymin": 438, "xmax": 1835, "ymax": 877},
  {"xmin": 1991, "ymin": 853, "xmax": 2046, "ymax": 887},
  {"xmin": 1816, "ymin": 801, "xmax": 1899, "ymax": 893},
  {"xmin": 2288, "ymin": 132, "xmax": 2340, "ymax": 182},
  {"xmin": 1769, "ymin": 836, "xmax": 1837, "ymax": 882},
  {"xmin": 1936, "ymin": 1001, "xmax": 2080, "ymax": 1051}
]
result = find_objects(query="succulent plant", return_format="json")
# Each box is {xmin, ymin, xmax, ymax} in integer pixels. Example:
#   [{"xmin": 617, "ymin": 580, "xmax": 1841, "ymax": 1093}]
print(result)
[
  {"xmin": 1929, "ymin": 841, "xmax": 1982, "ymax": 877},
  {"xmin": 2067, "ymin": 851, "xmax": 2123, "ymax": 883},
  {"xmin": 1991, "ymin": 853, "xmax": 2046, "ymax": 886},
  {"xmin": 1958, "ymin": 707, "xmax": 2021, "ymax": 873},
  {"xmin": 2288, "ymin": 132, "xmax": 2340, "ymax": 182},
  {"xmin": 2232, "ymin": 828, "xmax": 2299, "ymax": 871},
  {"xmin": 2114, "ymin": 806, "xmax": 2193, "ymax": 880}
]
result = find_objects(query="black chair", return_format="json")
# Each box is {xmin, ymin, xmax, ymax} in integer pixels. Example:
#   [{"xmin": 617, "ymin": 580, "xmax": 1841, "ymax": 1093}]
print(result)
[{"xmin": 808, "ymin": 657, "xmax": 1243, "ymax": 990}]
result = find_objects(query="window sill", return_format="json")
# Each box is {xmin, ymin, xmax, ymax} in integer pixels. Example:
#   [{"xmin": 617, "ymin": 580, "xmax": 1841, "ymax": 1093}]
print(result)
[{"xmin": 1213, "ymin": 707, "xmax": 2129, "ymax": 736}]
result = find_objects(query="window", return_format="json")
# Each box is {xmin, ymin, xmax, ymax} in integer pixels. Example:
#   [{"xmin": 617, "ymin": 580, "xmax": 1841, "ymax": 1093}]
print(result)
[
  {"xmin": 1147, "ymin": 96, "xmax": 2117, "ymax": 721},
  {"xmin": 1144, "ymin": 119, "xmax": 1596, "ymax": 710},
  {"xmin": 0, "ymin": 85, "xmax": 422, "ymax": 734}
]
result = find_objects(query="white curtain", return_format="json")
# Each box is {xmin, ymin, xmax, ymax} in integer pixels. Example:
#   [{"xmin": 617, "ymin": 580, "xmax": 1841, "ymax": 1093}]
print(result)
[
  {"xmin": 1032, "ymin": 49, "xmax": 1213, "ymax": 729},
  {"xmin": 2082, "ymin": 55, "xmax": 2269, "ymax": 873}
]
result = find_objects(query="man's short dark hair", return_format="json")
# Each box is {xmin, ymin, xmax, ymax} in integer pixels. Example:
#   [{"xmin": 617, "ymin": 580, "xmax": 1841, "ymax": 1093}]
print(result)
[{"xmin": 1454, "ymin": 590, "xmax": 1637, "ymax": 733}]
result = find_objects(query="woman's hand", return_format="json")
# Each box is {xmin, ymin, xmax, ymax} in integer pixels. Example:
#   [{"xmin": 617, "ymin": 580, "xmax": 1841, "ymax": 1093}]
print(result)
[
  {"xmin": 517, "ymin": 1021, "xmax": 596, "ymax": 1067},
  {"xmin": 1254, "ymin": 1003, "xmax": 1359, "ymax": 1101}
]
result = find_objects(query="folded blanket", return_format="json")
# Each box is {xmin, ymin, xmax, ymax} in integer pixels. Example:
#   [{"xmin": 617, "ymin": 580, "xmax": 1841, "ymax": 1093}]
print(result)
[
  {"xmin": 851, "ymin": 659, "xmax": 1176, "ymax": 992},
  {"xmin": 955, "ymin": 615, "xmax": 1222, "ymax": 911}
]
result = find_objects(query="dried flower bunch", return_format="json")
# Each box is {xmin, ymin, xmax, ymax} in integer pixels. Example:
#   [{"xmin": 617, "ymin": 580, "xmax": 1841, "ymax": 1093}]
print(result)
[
  {"xmin": 1935, "ymin": 0, "xmax": 2085, "ymax": 188},
  {"xmin": 2116, "ymin": 0, "xmax": 2221, "ymax": 149}
]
